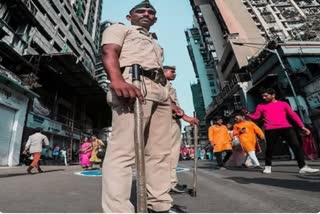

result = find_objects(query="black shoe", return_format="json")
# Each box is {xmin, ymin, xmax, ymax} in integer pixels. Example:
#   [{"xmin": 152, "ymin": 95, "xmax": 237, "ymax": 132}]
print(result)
[
  {"xmin": 254, "ymin": 165, "xmax": 263, "ymax": 170},
  {"xmin": 176, "ymin": 183, "xmax": 187, "ymax": 189},
  {"xmin": 170, "ymin": 185, "xmax": 187, "ymax": 194},
  {"xmin": 26, "ymin": 166, "xmax": 33, "ymax": 174},
  {"xmin": 38, "ymin": 167, "xmax": 44, "ymax": 173},
  {"xmin": 148, "ymin": 204, "xmax": 187, "ymax": 213},
  {"xmin": 169, "ymin": 204, "xmax": 187, "ymax": 213}
]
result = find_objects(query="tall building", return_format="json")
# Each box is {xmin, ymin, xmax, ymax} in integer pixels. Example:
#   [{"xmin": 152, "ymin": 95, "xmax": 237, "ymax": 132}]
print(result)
[
  {"xmin": 95, "ymin": 20, "xmax": 113, "ymax": 92},
  {"xmin": 0, "ymin": 0, "xmax": 110, "ymax": 166},
  {"xmin": 242, "ymin": 0, "xmax": 320, "ymax": 41},
  {"xmin": 185, "ymin": 27, "xmax": 217, "ymax": 109},
  {"xmin": 189, "ymin": 0, "xmax": 264, "ymax": 120},
  {"xmin": 190, "ymin": 81, "xmax": 208, "ymax": 141}
]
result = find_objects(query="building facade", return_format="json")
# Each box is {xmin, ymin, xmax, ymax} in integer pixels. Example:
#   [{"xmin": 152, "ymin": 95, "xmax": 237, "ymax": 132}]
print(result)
[{"xmin": 0, "ymin": 0, "xmax": 110, "ymax": 165}]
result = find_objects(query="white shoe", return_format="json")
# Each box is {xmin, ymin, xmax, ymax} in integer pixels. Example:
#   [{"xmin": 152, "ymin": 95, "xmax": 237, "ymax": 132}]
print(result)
[
  {"xmin": 263, "ymin": 166, "xmax": 272, "ymax": 174},
  {"xmin": 299, "ymin": 165, "xmax": 320, "ymax": 174}
]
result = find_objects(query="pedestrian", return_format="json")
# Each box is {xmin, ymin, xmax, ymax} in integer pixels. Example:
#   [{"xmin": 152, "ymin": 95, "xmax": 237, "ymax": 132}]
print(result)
[
  {"xmin": 163, "ymin": 65, "xmax": 199, "ymax": 194},
  {"xmin": 243, "ymin": 88, "xmax": 319, "ymax": 174},
  {"xmin": 52, "ymin": 144, "xmax": 60, "ymax": 164},
  {"xmin": 23, "ymin": 127, "xmax": 50, "ymax": 174},
  {"xmin": 208, "ymin": 116, "xmax": 233, "ymax": 170},
  {"xmin": 233, "ymin": 112, "xmax": 265, "ymax": 169},
  {"xmin": 89, "ymin": 135, "xmax": 105, "ymax": 169},
  {"xmin": 100, "ymin": 1, "xmax": 179, "ymax": 212},
  {"xmin": 225, "ymin": 123, "xmax": 249, "ymax": 167},
  {"xmin": 60, "ymin": 147, "xmax": 68, "ymax": 166},
  {"xmin": 205, "ymin": 143, "xmax": 214, "ymax": 161},
  {"xmin": 79, "ymin": 137, "xmax": 92, "ymax": 170}
]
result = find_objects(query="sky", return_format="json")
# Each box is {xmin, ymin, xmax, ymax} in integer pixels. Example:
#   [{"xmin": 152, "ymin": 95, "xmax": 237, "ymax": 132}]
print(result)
[{"xmin": 101, "ymin": 0, "xmax": 198, "ymax": 128}]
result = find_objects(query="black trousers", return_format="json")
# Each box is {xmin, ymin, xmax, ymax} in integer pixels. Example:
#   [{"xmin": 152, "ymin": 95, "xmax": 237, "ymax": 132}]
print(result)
[
  {"xmin": 214, "ymin": 150, "xmax": 233, "ymax": 167},
  {"xmin": 265, "ymin": 128, "xmax": 306, "ymax": 168}
]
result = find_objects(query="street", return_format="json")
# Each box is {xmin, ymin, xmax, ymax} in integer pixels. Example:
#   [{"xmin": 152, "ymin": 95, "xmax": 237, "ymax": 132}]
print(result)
[{"xmin": 0, "ymin": 160, "xmax": 319, "ymax": 213}]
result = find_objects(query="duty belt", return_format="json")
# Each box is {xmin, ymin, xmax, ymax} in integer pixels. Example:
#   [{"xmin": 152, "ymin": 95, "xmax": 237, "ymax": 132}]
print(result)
[{"xmin": 122, "ymin": 67, "xmax": 167, "ymax": 86}]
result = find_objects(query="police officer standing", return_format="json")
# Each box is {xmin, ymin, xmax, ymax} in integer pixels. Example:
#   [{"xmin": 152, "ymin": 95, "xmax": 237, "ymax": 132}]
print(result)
[
  {"xmin": 100, "ymin": 1, "xmax": 176, "ymax": 212},
  {"xmin": 163, "ymin": 66, "xmax": 199, "ymax": 194}
]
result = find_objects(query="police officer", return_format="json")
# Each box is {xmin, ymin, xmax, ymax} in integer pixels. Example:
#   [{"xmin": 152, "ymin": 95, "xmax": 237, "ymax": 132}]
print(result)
[
  {"xmin": 101, "ymin": 1, "xmax": 175, "ymax": 212},
  {"xmin": 163, "ymin": 66, "xmax": 199, "ymax": 193}
]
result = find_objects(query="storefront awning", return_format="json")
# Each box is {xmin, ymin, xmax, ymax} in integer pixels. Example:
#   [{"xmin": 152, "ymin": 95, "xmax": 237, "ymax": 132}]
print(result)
[{"xmin": 0, "ymin": 67, "xmax": 39, "ymax": 98}]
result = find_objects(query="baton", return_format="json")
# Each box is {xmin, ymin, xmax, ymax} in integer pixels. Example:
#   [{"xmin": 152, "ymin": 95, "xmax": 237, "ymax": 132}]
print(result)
[
  {"xmin": 190, "ymin": 111, "xmax": 198, "ymax": 197},
  {"xmin": 132, "ymin": 64, "xmax": 147, "ymax": 212}
]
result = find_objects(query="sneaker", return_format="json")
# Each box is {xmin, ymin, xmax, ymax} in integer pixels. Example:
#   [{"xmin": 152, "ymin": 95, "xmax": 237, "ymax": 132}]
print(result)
[
  {"xmin": 170, "ymin": 184, "xmax": 187, "ymax": 194},
  {"xmin": 263, "ymin": 166, "xmax": 272, "ymax": 174},
  {"xmin": 219, "ymin": 167, "xmax": 227, "ymax": 170},
  {"xmin": 299, "ymin": 165, "xmax": 320, "ymax": 174}
]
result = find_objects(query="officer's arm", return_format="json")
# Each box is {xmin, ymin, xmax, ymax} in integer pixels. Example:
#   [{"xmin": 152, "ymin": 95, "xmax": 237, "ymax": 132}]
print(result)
[
  {"xmin": 101, "ymin": 44, "xmax": 123, "ymax": 83},
  {"xmin": 101, "ymin": 44, "xmax": 143, "ymax": 102}
]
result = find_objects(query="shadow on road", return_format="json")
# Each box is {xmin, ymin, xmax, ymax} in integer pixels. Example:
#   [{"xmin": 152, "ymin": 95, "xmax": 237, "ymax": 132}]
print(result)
[
  {"xmin": 225, "ymin": 176, "xmax": 320, "ymax": 192},
  {"xmin": 0, "ymin": 169, "xmax": 65, "ymax": 178}
]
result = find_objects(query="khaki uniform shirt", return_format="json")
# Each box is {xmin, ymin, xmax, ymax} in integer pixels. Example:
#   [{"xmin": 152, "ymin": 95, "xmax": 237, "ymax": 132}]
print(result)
[
  {"xmin": 167, "ymin": 82, "xmax": 180, "ymax": 107},
  {"xmin": 167, "ymin": 82, "xmax": 182, "ymax": 124},
  {"xmin": 101, "ymin": 24, "xmax": 169, "ymax": 102},
  {"xmin": 25, "ymin": 132, "xmax": 49, "ymax": 154}
]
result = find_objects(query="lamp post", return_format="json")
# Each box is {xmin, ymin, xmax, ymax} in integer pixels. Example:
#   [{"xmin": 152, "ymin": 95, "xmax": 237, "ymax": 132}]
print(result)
[{"xmin": 233, "ymin": 41, "xmax": 305, "ymax": 121}]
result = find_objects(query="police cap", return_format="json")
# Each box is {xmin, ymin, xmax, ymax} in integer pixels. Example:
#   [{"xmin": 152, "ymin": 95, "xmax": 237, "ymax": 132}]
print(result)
[
  {"xmin": 129, "ymin": 0, "xmax": 156, "ymax": 14},
  {"xmin": 163, "ymin": 65, "xmax": 176, "ymax": 70}
]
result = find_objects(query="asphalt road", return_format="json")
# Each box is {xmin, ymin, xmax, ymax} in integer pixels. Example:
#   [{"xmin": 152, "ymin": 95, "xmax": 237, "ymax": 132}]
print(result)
[{"xmin": 0, "ymin": 160, "xmax": 319, "ymax": 213}]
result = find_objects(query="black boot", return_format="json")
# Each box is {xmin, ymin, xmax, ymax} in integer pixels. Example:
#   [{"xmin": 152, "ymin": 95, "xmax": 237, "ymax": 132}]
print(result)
[
  {"xmin": 37, "ymin": 166, "xmax": 44, "ymax": 173},
  {"xmin": 26, "ymin": 166, "xmax": 33, "ymax": 174}
]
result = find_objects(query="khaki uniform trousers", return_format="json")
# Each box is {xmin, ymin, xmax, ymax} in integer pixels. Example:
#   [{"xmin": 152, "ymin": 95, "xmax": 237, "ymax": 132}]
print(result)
[
  {"xmin": 102, "ymin": 90, "xmax": 173, "ymax": 212},
  {"xmin": 170, "ymin": 119, "xmax": 182, "ymax": 188}
]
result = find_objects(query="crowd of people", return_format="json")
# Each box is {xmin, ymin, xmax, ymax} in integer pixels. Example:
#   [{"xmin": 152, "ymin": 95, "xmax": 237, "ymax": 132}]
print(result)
[
  {"xmin": 208, "ymin": 88, "xmax": 319, "ymax": 174},
  {"xmin": 79, "ymin": 135, "xmax": 105, "ymax": 170}
]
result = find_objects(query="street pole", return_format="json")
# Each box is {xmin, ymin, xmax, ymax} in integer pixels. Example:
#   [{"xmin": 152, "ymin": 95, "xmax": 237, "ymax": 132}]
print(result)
[
  {"xmin": 191, "ymin": 111, "xmax": 198, "ymax": 197},
  {"xmin": 132, "ymin": 64, "xmax": 147, "ymax": 213}
]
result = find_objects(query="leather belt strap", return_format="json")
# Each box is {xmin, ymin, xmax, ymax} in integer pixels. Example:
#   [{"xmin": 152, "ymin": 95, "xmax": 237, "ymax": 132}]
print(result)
[{"xmin": 121, "ymin": 67, "xmax": 167, "ymax": 86}]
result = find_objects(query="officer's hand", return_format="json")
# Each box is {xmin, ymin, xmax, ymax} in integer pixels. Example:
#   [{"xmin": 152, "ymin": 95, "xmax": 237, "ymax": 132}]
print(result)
[
  {"xmin": 111, "ymin": 80, "xmax": 144, "ymax": 103},
  {"xmin": 172, "ymin": 105, "xmax": 184, "ymax": 118}
]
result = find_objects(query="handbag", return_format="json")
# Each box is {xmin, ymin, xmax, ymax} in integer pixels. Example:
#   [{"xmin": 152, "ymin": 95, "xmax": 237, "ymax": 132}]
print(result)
[
  {"xmin": 96, "ymin": 148, "xmax": 105, "ymax": 159},
  {"xmin": 232, "ymin": 136, "xmax": 241, "ymax": 147}
]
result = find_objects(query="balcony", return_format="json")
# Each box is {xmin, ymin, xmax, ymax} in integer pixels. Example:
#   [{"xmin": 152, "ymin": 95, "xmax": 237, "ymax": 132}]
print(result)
[{"xmin": 26, "ymin": 112, "xmax": 82, "ymax": 140}]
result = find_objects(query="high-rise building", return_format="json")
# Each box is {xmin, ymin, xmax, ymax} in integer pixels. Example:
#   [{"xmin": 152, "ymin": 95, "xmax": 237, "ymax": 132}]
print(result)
[
  {"xmin": 242, "ymin": 0, "xmax": 320, "ymax": 41},
  {"xmin": 95, "ymin": 20, "xmax": 113, "ymax": 92},
  {"xmin": 0, "ymin": 0, "xmax": 110, "ymax": 166},
  {"xmin": 189, "ymin": 0, "xmax": 264, "ymax": 120},
  {"xmin": 185, "ymin": 27, "xmax": 217, "ymax": 109}
]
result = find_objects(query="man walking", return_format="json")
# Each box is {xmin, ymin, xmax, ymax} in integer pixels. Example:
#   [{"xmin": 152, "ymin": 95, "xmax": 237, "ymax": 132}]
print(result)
[
  {"xmin": 233, "ymin": 112, "xmax": 264, "ymax": 169},
  {"xmin": 244, "ymin": 88, "xmax": 319, "ymax": 174},
  {"xmin": 100, "ymin": 1, "xmax": 178, "ymax": 212},
  {"xmin": 23, "ymin": 127, "xmax": 50, "ymax": 174},
  {"xmin": 163, "ymin": 65, "xmax": 199, "ymax": 194},
  {"xmin": 208, "ymin": 116, "xmax": 233, "ymax": 170}
]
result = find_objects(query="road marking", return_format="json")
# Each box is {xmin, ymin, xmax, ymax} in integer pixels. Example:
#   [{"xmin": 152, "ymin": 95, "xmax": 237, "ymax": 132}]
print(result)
[
  {"xmin": 74, "ymin": 170, "xmax": 102, "ymax": 177},
  {"xmin": 176, "ymin": 167, "xmax": 190, "ymax": 173},
  {"xmin": 74, "ymin": 167, "xmax": 190, "ymax": 177}
]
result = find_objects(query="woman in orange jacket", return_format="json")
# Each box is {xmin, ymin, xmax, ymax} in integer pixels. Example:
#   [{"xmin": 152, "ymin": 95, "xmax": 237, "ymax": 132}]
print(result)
[
  {"xmin": 208, "ymin": 116, "xmax": 232, "ymax": 169},
  {"xmin": 233, "ymin": 112, "xmax": 265, "ymax": 169}
]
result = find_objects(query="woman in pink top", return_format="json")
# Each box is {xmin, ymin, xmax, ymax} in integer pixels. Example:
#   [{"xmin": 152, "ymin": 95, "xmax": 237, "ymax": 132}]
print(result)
[{"xmin": 244, "ymin": 88, "xmax": 319, "ymax": 174}]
